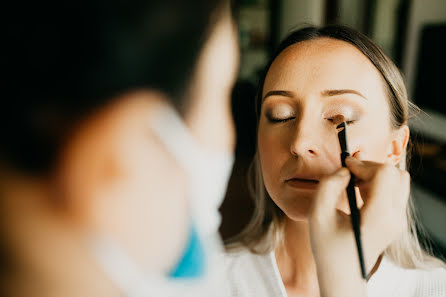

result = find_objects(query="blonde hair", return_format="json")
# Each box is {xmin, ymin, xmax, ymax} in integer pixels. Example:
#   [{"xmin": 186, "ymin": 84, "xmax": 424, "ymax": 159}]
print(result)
[{"xmin": 226, "ymin": 25, "xmax": 445, "ymax": 269}]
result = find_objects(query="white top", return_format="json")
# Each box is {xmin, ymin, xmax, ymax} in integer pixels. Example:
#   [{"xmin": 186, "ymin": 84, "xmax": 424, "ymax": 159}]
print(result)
[{"xmin": 223, "ymin": 249, "xmax": 446, "ymax": 297}]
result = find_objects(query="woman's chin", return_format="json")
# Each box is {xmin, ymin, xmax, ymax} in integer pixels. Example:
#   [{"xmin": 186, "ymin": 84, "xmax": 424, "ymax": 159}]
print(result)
[{"xmin": 280, "ymin": 201, "xmax": 313, "ymax": 222}]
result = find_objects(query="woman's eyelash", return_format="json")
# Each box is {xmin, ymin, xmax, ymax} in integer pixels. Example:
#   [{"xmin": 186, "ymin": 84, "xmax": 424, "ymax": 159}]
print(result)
[
  {"xmin": 327, "ymin": 118, "xmax": 356, "ymax": 125},
  {"xmin": 266, "ymin": 115, "xmax": 356, "ymax": 125},
  {"xmin": 267, "ymin": 116, "xmax": 295, "ymax": 123}
]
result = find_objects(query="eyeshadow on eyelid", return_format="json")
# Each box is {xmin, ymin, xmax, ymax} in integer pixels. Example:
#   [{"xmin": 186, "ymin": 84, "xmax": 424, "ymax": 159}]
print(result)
[
  {"xmin": 265, "ymin": 101, "xmax": 292, "ymax": 111},
  {"xmin": 266, "ymin": 111, "xmax": 293, "ymax": 120},
  {"xmin": 324, "ymin": 106, "xmax": 362, "ymax": 120}
]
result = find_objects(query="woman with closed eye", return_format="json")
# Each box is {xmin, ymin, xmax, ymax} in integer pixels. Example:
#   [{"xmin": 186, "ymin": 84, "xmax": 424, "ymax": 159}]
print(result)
[{"xmin": 224, "ymin": 25, "xmax": 446, "ymax": 297}]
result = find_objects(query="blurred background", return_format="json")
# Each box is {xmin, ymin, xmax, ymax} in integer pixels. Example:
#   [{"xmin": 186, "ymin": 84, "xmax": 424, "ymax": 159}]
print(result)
[{"xmin": 220, "ymin": 0, "xmax": 446, "ymax": 259}]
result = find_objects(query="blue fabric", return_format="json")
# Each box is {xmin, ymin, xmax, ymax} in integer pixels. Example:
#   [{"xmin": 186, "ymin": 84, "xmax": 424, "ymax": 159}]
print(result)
[{"xmin": 168, "ymin": 224, "xmax": 206, "ymax": 278}]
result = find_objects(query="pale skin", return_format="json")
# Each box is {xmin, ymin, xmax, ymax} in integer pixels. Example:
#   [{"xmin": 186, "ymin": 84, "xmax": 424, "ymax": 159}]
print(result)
[{"xmin": 258, "ymin": 38, "xmax": 410, "ymax": 297}]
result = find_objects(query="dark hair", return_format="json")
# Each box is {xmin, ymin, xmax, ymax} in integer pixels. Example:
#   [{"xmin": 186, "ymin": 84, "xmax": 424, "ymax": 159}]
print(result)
[{"xmin": 1, "ymin": 0, "xmax": 225, "ymax": 173}]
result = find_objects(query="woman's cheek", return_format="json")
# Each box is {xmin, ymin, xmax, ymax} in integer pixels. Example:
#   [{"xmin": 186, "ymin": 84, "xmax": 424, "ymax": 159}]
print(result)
[
  {"xmin": 258, "ymin": 135, "xmax": 279, "ymax": 178},
  {"xmin": 349, "ymin": 114, "xmax": 394, "ymax": 162},
  {"xmin": 258, "ymin": 127, "xmax": 290, "ymax": 195},
  {"xmin": 346, "ymin": 123, "xmax": 386, "ymax": 162},
  {"xmin": 354, "ymin": 136, "xmax": 391, "ymax": 163}
]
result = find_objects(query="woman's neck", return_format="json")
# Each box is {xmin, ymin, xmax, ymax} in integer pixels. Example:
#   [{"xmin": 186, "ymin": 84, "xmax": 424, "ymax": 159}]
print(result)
[{"xmin": 274, "ymin": 218, "xmax": 320, "ymax": 297}]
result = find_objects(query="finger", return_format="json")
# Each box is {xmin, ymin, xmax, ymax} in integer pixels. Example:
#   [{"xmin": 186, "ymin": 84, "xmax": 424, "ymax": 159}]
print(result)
[
  {"xmin": 352, "ymin": 151, "xmax": 363, "ymax": 160},
  {"xmin": 360, "ymin": 167, "xmax": 410, "ymax": 226},
  {"xmin": 312, "ymin": 167, "xmax": 351, "ymax": 218},
  {"xmin": 344, "ymin": 156, "xmax": 382, "ymax": 182}
]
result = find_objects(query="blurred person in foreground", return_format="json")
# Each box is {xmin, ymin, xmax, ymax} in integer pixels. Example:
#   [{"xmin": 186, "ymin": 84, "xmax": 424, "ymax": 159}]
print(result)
[{"xmin": 0, "ymin": 1, "xmax": 238, "ymax": 296}]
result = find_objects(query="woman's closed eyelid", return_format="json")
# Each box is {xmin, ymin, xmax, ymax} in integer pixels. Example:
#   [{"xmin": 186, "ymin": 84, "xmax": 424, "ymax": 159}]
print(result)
[
  {"xmin": 323, "ymin": 105, "xmax": 362, "ymax": 121},
  {"xmin": 265, "ymin": 111, "xmax": 296, "ymax": 123},
  {"xmin": 263, "ymin": 102, "xmax": 363, "ymax": 124},
  {"xmin": 264, "ymin": 104, "xmax": 295, "ymax": 120}
]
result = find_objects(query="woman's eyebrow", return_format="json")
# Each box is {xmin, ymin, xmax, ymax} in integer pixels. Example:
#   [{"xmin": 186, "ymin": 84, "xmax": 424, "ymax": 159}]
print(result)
[
  {"xmin": 321, "ymin": 89, "xmax": 367, "ymax": 100},
  {"xmin": 262, "ymin": 90, "xmax": 295, "ymax": 101}
]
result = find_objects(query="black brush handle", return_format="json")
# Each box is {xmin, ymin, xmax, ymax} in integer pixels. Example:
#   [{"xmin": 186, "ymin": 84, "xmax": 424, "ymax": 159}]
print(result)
[{"xmin": 341, "ymin": 151, "xmax": 368, "ymax": 280}]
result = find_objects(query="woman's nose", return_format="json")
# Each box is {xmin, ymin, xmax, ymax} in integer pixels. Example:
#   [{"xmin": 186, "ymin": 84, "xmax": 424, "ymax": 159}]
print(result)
[{"xmin": 289, "ymin": 119, "xmax": 323, "ymax": 158}]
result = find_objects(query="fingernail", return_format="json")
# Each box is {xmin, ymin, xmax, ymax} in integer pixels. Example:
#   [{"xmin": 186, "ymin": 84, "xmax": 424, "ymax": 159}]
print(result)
[{"xmin": 353, "ymin": 151, "xmax": 362, "ymax": 159}]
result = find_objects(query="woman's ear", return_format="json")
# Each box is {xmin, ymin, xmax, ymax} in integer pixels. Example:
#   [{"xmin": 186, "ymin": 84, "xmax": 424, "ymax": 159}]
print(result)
[{"xmin": 387, "ymin": 124, "xmax": 410, "ymax": 165}]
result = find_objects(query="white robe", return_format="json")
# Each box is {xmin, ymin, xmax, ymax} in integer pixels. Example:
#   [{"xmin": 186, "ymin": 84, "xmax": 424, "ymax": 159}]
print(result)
[{"xmin": 224, "ymin": 249, "xmax": 446, "ymax": 297}]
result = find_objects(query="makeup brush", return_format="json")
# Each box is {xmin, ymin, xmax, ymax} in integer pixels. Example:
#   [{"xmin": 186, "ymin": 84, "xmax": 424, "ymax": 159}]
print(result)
[{"xmin": 336, "ymin": 119, "xmax": 369, "ymax": 281}]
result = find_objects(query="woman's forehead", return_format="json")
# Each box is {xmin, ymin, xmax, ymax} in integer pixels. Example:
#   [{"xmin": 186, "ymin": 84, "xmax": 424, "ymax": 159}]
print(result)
[{"xmin": 263, "ymin": 38, "xmax": 385, "ymax": 101}]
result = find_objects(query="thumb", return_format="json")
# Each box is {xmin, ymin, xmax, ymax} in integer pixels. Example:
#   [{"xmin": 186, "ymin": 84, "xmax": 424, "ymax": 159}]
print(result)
[{"xmin": 312, "ymin": 167, "xmax": 351, "ymax": 217}]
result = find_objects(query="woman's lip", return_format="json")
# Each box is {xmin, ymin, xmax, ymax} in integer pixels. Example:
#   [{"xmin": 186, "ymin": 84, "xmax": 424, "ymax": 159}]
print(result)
[{"xmin": 285, "ymin": 178, "xmax": 319, "ymax": 190}]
